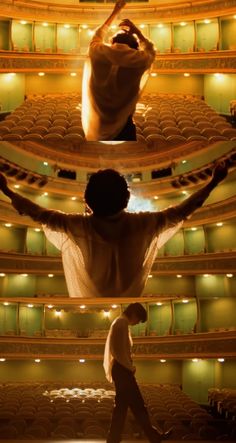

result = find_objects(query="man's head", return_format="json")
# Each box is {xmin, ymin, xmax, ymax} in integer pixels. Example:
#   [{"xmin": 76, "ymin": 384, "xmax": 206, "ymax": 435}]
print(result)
[
  {"xmin": 111, "ymin": 30, "xmax": 139, "ymax": 50},
  {"xmin": 84, "ymin": 169, "xmax": 130, "ymax": 217},
  {"xmin": 123, "ymin": 303, "xmax": 147, "ymax": 325}
]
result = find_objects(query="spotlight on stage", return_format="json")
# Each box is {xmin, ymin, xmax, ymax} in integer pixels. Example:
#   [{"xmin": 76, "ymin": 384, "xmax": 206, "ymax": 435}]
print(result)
[
  {"xmin": 128, "ymin": 195, "xmax": 155, "ymax": 213},
  {"xmin": 100, "ymin": 141, "xmax": 125, "ymax": 144}
]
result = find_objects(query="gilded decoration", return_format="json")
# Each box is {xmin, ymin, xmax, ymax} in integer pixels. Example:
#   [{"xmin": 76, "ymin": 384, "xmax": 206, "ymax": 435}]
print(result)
[
  {"xmin": 1, "ymin": 0, "xmax": 236, "ymax": 23},
  {"xmin": 0, "ymin": 251, "xmax": 235, "ymax": 274},
  {"xmin": 0, "ymin": 52, "xmax": 236, "ymax": 74},
  {"xmin": 0, "ymin": 331, "xmax": 236, "ymax": 358}
]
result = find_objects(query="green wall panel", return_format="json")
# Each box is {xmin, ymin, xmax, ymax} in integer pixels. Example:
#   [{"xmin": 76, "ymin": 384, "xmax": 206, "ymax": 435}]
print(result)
[
  {"xmin": 164, "ymin": 230, "xmax": 184, "ymax": 256},
  {"xmin": 195, "ymin": 275, "xmax": 226, "ymax": 299},
  {"xmin": 200, "ymin": 297, "xmax": 236, "ymax": 332},
  {"xmin": 26, "ymin": 229, "xmax": 45, "ymax": 254},
  {"xmin": 0, "ymin": 74, "xmax": 25, "ymax": 113},
  {"xmin": 204, "ymin": 74, "xmax": 236, "ymax": 115},
  {"xmin": 34, "ymin": 23, "xmax": 56, "ymax": 52},
  {"xmin": 11, "ymin": 21, "xmax": 33, "ymax": 51},
  {"xmin": 184, "ymin": 228, "xmax": 205, "ymax": 255},
  {"xmin": 205, "ymin": 223, "xmax": 236, "ymax": 253},
  {"xmin": 149, "ymin": 303, "xmax": 172, "ymax": 335},
  {"xmin": 19, "ymin": 305, "xmax": 43, "ymax": 335},
  {"xmin": 173, "ymin": 300, "xmax": 197, "ymax": 334},
  {"xmin": 57, "ymin": 25, "xmax": 79, "ymax": 53},
  {"xmin": 0, "ymin": 20, "xmax": 10, "ymax": 50},
  {"xmin": 0, "ymin": 303, "xmax": 17, "ymax": 334},
  {"xmin": 182, "ymin": 359, "xmax": 216, "ymax": 404},
  {"xmin": 149, "ymin": 25, "xmax": 171, "ymax": 53},
  {"xmin": 173, "ymin": 23, "xmax": 194, "ymax": 52},
  {"xmin": 1, "ymin": 274, "xmax": 36, "ymax": 298},
  {"xmin": 221, "ymin": 19, "xmax": 236, "ymax": 50},
  {"xmin": 0, "ymin": 225, "xmax": 26, "ymax": 253},
  {"xmin": 196, "ymin": 21, "xmax": 218, "ymax": 52}
]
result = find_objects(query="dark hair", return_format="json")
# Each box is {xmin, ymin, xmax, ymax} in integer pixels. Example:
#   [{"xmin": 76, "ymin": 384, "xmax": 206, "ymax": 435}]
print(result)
[
  {"xmin": 123, "ymin": 303, "xmax": 147, "ymax": 323},
  {"xmin": 111, "ymin": 30, "xmax": 139, "ymax": 50},
  {"xmin": 84, "ymin": 169, "xmax": 130, "ymax": 216}
]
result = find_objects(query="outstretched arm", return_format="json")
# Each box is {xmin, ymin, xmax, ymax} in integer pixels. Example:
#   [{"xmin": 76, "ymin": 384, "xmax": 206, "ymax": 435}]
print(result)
[
  {"xmin": 175, "ymin": 161, "xmax": 228, "ymax": 219},
  {"xmin": 157, "ymin": 162, "xmax": 228, "ymax": 229},
  {"xmin": 0, "ymin": 173, "xmax": 70, "ymax": 231}
]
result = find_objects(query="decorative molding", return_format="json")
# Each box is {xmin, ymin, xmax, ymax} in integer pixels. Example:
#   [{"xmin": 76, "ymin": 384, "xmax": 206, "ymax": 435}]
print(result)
[
  {"xmin": 152, "ymin": 251, "xmax": 236, "ymax": 274},
  {"xmin": 0, "ymin": 52, "xmax": 85, "ymax": 73},
  {"xmin": 0, "ymin": 250, "xmax": 235, "ymax": 274},
  {"xmin": 1, "ymin": 0, "xmax": 236, "ymax": 23},
  {"xmin": 0, "ymin": 331, "xmax": 235, "ymax": 359},
  {"xmin": 154, "ymin": 51, "xmax": 236, "ymax": 74},
  {"xmin": 0, "ymin": 51, "xmax": 236, "ymax": 74}
]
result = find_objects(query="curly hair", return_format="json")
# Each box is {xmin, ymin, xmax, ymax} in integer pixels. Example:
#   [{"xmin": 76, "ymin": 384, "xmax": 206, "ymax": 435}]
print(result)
[
  {"xmin": 84, "ymin": 169, "xmax": 130, "ymax": 216},
  {"xmin": 111, "ymin": 30, "xmax": 139, "ymax": 50}
]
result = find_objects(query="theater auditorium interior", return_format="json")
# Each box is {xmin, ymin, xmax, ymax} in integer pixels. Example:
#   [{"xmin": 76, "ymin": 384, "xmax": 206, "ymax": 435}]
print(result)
[{"xmin": 0, "ymin": 0, "xmax": 236, "ymax": 441}]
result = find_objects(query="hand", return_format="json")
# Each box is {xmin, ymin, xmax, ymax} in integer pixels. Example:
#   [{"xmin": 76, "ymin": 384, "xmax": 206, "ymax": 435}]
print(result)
[
  {"xmin": 0, "ymin": 172, "xmax": 9, "ymax": 194},
  {"xmin": 211, "ymin": 161, "xmax": 228, "ymax": 185},
  {"xmin": 119, "ymin": 19, "xmax": 140, "ymax": 35}
]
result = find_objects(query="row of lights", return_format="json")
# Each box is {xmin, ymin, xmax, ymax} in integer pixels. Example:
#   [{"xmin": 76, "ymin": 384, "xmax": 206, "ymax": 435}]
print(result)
[
  {"xmin": 18, "ymin": 16, "xmax": 236, "ymax": 27},
  {"xmin": 6, "ymin": 72, "xmax": 78, "ymax": 77},
  {"xmin": 7, "ymin": 72, "xmax": 228, "ymax": 79},
  {"xmin": 0, "ymin": 358, "xmax": 85, "ymax": 363},
  {"xmin": 151, "ymin": 73, "xmax": 228, "ymax": 78},
  {"xmin": 0, "ymin": 357, "xmax": 226, "ymax": 363},
  {"xmin": 3, "ymin": 221, "xmax": 226, "ymax": 228},
  {"xmin": 1, "ymin": 272, "xmax": 233, "ymax": 278},
  {"xmin": 148, "ymin": 273, "xmax": 233, "ymax": 279}
]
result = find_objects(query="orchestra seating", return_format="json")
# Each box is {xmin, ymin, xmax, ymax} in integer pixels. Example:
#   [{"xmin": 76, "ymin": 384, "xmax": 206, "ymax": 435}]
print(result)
[
  {"xmin": 0, "ymin": 383, "xmax": 235, "ymax": 439},
  {"xmin": 0, "ymin": 94, "xmax": 236, "ymax": 147}
]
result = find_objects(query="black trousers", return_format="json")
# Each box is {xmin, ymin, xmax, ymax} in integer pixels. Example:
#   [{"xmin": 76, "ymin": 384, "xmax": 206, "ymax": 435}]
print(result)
[
  {"xmin": 113, "ymin": 115, "xmax": 137, "ymax": 141},
  {"xmin": 107, "ymin": 361, "xmax": 161, "ymax": 443}
]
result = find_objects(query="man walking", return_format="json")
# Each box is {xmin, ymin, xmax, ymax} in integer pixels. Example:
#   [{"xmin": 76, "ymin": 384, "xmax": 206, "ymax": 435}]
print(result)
[
  {"xmin": 104, "ymin": 302, "xmax": 170, "ymax": 443},
  {"xmin": 82, "ymin": 0, "xmax": 155, "ymax": 140}
]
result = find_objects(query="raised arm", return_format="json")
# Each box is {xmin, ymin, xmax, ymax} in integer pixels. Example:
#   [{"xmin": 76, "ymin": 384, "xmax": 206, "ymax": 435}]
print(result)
[
  {"xmin": 0, "ymin": 173, "xmax": 70, "ymax": 232},
  {"xmin": 159, "ymin": 161, "xmax": 228, "ymax": 228},
  {"xmin": 91, "ymin": 0, "xmax": 126, "ymax": 45}
]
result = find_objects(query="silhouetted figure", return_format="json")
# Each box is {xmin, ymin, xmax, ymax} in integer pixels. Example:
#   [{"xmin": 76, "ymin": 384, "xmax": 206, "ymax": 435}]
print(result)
[
  {"xmin": 104, "ymin": 302, "xmax": 172, "ymax": 443},
  {"xmin": 0, "ymin": 163, "xmax": 228, "ymax": 298},
  {"xmin": 81, "ymin": 0, "xmax": 155, "ymax": 141}
]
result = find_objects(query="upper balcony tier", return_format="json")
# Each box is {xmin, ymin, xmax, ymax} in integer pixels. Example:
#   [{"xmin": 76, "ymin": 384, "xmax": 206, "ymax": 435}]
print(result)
[{"xmin": 1, "ymin": 0, "xmax": 236, "ymax": 23}]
